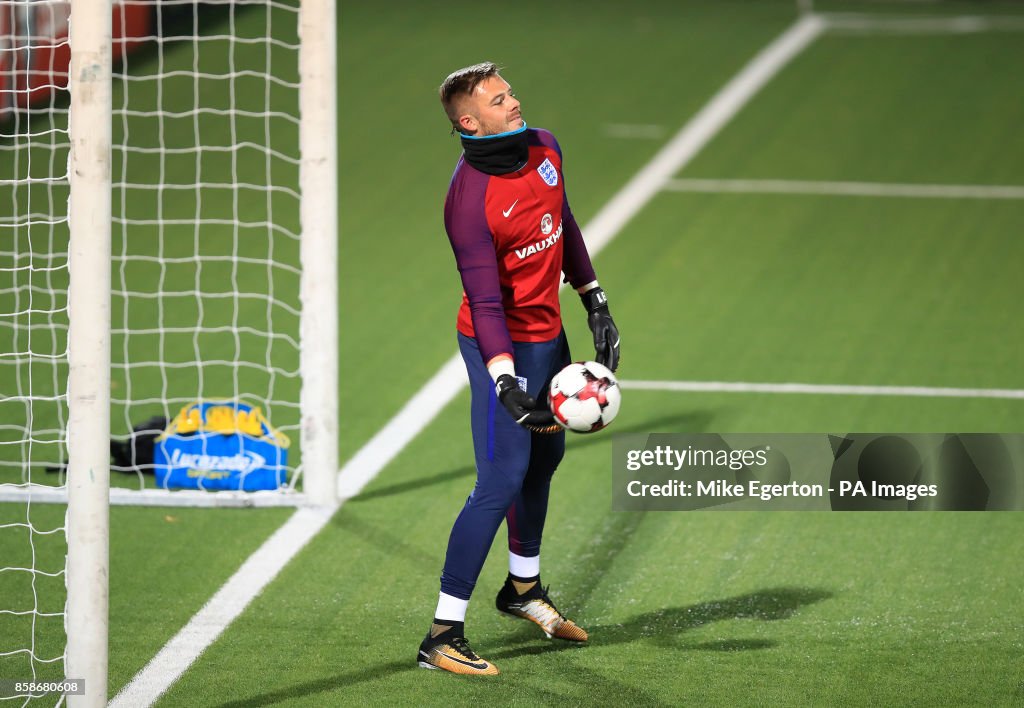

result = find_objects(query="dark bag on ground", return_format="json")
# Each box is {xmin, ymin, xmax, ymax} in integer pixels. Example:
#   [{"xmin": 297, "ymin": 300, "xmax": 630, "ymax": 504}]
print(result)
[{"xmin": 46, "ymin": 415, "xmax": 168, "ymax": 476}]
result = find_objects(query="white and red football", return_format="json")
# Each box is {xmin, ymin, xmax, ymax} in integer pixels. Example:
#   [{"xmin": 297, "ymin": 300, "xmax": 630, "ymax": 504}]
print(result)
[{"xmin": 547, "ymin": 361, "xmax": 621, "ymax": 433}]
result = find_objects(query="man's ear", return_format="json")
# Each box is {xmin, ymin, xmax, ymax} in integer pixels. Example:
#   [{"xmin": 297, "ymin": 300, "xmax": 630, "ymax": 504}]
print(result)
[{"xmin": 458, "ymin": 113, "xmax": 478, "ymax": 135}]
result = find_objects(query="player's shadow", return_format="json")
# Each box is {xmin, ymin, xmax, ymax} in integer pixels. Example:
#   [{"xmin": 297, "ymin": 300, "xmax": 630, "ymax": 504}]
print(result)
[
  {"xmin": 349, "ymin": 408, "xmax": 716, "ymax": 504},
  {"xmin": 329, "ymin": 512, "xmax": 438, "ymax": 572},
  {"xmin": 488, "ymin": 586, "xmax": 833, "ymax": 660},
  {"xmin": 214, "ymin": 587, "xmax": 831, "ymax": 707},
  {"xmin": 213, "ymin": 660, "xmax": 412, "ymax": 708},
  {"xmin": 564, "ymin": 408, "xmax": 717, "ymax": 452},
  {"xmin": 227, "ymin": 407, "xmax": 737, "ymax": 705},
  {"xmin": 347, "ymin": 464, "xmax": 475, "ymax": 503}
]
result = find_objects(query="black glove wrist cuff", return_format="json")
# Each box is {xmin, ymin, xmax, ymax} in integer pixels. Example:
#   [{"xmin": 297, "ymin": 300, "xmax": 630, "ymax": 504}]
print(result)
[
  {"xmin": 580, "ymin": 286, "xmax": 608, "ymax": 313},
  {"xmin": 495, "ymin": 373, "xmax": 517, "ymax": 401}
]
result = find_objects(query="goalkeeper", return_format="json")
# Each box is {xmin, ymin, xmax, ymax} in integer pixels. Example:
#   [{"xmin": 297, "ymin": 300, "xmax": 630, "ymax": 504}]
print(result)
[{"xmin": 417, "ymin": 62, "xmax": 620, "ymax": 676}]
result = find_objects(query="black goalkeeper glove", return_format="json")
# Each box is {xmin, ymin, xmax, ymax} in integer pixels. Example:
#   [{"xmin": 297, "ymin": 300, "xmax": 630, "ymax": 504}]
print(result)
[
  {"xmin": 495, "ymin": 374, "xmax": 561, "ymax": 434},
  {"xmin": 581, "ymin": 286, "xmax": 620, "ymax": 371}
]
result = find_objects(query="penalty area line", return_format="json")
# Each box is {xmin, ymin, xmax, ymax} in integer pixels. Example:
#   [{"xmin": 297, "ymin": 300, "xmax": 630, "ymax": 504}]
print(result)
[
  {"xmin": 663, "ymin": 178, "xmax": 1024, "ymax": 200},
  {"xmin": 821, "ymin": 12, "xmax": 1024, "ymax": 35},
  {"xmin": 621, "ymin": 379, "xmax": 1024, "ymax": 400},
  {"xmin": 112, "ymin": 14, "xmax": 828, "ymax": 708},
  {"xmin": 603, "ymin": 123, "xmax": 667, "ymax": 140}
]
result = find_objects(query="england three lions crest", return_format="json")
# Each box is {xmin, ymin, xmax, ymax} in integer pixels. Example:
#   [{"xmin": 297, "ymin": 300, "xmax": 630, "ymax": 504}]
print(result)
[{"xmin": 537, "ymin": 158, "xmax": 558, "ymax": 187}]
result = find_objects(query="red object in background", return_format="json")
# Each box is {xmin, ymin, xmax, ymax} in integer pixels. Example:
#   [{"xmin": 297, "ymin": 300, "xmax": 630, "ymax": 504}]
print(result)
[
  {"xmin": 15, "ymin": 2, "xmax": 72, "ymax": 109},
  {"xmin": 0, "ymin": 1, "xmax": 152, "ymax": 117},
  {"xmin": 0, "ymin": 8, "xmax": 13, "ymax": 113}
]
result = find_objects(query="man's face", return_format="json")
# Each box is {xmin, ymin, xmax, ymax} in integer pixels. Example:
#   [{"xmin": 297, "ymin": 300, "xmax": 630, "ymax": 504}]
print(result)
[{"xmin": 459, "ymin": 75, "xmax": 523, "ymax": 136}]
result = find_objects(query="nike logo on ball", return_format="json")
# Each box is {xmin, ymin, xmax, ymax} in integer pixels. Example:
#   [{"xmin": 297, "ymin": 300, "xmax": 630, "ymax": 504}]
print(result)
[{"xmin": 502, "ymin": 199, "xmax": 519, "ymax": 218}]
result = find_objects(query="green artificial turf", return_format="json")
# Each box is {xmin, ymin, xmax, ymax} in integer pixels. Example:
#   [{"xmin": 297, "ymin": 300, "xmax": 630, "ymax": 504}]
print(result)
[
  {"xmin": 158, "ymin": 401, "xmax": 1024, "ymax": 705},
  {"xmin": 0, "ymin": 503, "xmax": 292, "ymax": 702},
  {"xmin": 2, "ymin": 1, "xmax": 1024, "ymax": 705}
]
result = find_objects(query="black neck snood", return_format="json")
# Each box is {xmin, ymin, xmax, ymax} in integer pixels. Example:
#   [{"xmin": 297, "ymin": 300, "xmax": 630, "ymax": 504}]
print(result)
[{"xmin": 460, "ymin": 125, "xmax": 529, "ymax": 175}]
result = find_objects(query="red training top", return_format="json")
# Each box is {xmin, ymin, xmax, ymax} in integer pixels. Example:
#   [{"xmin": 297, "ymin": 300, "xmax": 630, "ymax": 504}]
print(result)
[{"xmin": 443, "ymin": 128, "xmax": 597, "ymax": 365}]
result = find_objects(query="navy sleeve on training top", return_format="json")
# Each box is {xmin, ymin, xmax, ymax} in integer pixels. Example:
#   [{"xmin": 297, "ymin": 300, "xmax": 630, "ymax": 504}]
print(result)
[{"xmin": 444, "ymin": 158, "xmax": 515, "ymax": 366}]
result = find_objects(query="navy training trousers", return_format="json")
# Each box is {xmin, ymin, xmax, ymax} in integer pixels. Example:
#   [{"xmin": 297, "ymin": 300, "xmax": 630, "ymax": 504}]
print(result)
[{"xmin": 439, "ymin": 330, "xmax": 571, "ymax": 601}]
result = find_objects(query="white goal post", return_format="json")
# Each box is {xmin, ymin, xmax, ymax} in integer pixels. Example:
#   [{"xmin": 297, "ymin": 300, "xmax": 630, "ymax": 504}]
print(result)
[
  {"xmin": 66, "ymin": 1, "xmax": 113, "ymax": 705},
  {"xmin": 298, "ymin": 0, "xmax": 338, "ymax": 508}
]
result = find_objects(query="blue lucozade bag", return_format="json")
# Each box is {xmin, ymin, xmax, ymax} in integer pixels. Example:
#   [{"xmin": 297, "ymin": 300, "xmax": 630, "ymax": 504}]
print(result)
[{"xmin": 154, "ymin": 400, "xmax": 290, "ymax": 491}]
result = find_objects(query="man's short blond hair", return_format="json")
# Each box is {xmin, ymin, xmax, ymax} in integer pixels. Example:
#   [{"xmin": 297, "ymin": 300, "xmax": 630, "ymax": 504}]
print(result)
[{"xmin": 439, "ymin": 62, "xmax": 502, "ymax": 132}]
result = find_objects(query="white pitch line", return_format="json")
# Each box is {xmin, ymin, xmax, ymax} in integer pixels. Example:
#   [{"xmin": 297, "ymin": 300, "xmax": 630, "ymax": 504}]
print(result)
[
  {"xmin": 603, "ymin": 123, "xmax": 667, "ymax": 140},
  {"xmin": 112, "ymin": 15, "xmax": 828, "ymax": 708},
  {"xmin": 108, "ymin": 504, "xmax": 337, "ymax": 708},
  {"xmin": 583, "ymin": 14, "xmax": 826, "ymax": 255},
  {"xmin": 664, "ymin": 178, "xmax": 1024, "ymax": 200},
  {"xmin": 822, "ymin": 13, "xmax": 1024, "ymax": 35},
  {"xmin": 621, "ymin": 379, "xmax": 1024, "ymax": 400},
  {"xmin": 337, "ymin": 355, "xmax": 468, "ymax": 500}
]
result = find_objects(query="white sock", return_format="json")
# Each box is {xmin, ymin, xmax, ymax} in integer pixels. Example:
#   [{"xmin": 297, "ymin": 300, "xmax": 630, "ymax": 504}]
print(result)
[
  {"xmin": 435, "ymin": 592, "xmax": 468, "ymax": 623},
  {"xmin": 509, "ymin": 551, "xmax": 540, "ymax": 579}
]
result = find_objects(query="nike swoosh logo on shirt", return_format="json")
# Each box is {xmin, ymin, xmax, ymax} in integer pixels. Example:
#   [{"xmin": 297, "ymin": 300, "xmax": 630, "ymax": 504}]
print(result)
[{"xmin": 502, "ymin": 199, "xmax": 519, "ymax": 218}]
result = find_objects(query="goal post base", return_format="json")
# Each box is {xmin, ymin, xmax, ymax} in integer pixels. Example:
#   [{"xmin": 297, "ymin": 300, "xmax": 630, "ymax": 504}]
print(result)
[{"xmin": 0, "ymin": 485, "xmax": 320, "ymax": 509}]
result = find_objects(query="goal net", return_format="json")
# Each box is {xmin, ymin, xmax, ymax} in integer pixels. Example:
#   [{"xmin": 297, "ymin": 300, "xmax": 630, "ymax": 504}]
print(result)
[
  {"xmin": 1, "ymin": 1, "xmax": 77, "ymax": 698},
  {"xmin": 1, "ymin": 0, "xmax": 337, "ymax": 507},
  {"xmin": 1, "ymin": 0, "xmax": 335, "ymax": 701},
  {"xmin": 110, "ymin": 0, "xmax": 306, "ymax": 503}
]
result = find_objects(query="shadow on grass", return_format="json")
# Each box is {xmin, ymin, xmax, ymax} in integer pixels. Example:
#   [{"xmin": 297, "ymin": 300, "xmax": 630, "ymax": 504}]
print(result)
[
  {"xmin": 565, "ymin": 408, "xmax": 717, "ymax": 452},
  {"xmin": 225, "ymin": 407, "xmax": 735, "ymax": 705},
  {"xmin": 329, "ymin": 512, "xmax": 438, "ymax": 572},
  {"xmin": 488, "ymin": 586, "xmax": 833, "ymax": 660},
  {"xmin": 214, "ymin": 660, "xmax": 412, "ymax": 708},
  {"xmin": 216, "ymin": 586, "xmax": 831, "ymax": 707},
  {"xmin": 348, "ymin": 465, "xmax": 475, "ymax": 504},
  {"xmin": 689, "ymin": 638, "xmax": 776, "ymax": 651},
  {"xmin": 348, "ymin": 407, "xmax": 716, "ymax": 505}
]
